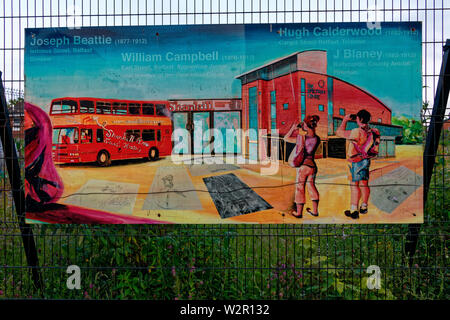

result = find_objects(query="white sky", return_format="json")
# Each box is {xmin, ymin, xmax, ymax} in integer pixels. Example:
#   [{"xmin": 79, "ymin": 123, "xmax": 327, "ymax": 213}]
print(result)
[{"xmin": 0, "ymin": 0, "xmax": 449, "ymax": 116}]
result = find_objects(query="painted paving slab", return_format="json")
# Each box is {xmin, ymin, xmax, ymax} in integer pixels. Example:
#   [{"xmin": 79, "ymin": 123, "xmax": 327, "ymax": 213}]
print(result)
[
  {"xmin": 370, "ymin": 166, "xmax": 423, "ymax": 214},
  {"xmin": 188, "ymin": 163, "xmax": 240, "ymax": 176},
  {"xmin": 63, "ymin": 179, "xmax": 139, "ymax": 215},
  {"xmin": 142, "ymin": 166, "xmax": 203, "ymax": 210},
  {"xmin": 203, "ymin": 173, "xmax": 272, "ymax": 218}
]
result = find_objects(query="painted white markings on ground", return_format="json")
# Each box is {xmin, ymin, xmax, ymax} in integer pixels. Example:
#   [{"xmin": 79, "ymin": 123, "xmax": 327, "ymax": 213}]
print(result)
[
  {"xmin": 63, "ymin": 179, "xmax": 139, "ymax": 214},
  {"xmin": 142, "ymin": 166, "xmax": 203, "ymax": 210},
  {"xmin": 370, "ymin": 166, "xmax": 423, "ymax": 213}
]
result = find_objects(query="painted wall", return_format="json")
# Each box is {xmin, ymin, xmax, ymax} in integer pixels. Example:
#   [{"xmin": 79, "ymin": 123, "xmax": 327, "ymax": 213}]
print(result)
[
  {"xmin": 332, "ymin": 78, "xmax": 392, "ymax": 125},
  {"xmin": 241, "ymin": 71, "xmax": 391, "ymax": 138}
]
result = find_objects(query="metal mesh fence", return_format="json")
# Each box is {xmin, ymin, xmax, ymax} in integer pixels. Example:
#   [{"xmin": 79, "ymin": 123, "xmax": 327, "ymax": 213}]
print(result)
[{"xmin": 0, "ymin": 0, "xmax": 448, "ymax": 300}]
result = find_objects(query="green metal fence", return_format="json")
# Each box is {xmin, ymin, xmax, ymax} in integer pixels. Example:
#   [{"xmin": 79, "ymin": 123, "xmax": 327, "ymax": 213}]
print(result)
[{"xmin": 0, "ymin": 0, "xmax": 448, "ymax": 300}]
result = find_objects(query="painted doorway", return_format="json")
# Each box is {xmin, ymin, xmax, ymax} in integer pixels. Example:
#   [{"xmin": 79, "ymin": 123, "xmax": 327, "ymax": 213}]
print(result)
[
  {"xmin": 173, "ymin": 111, "xmax": 213, "ymax": 155},
  {"xmin": 193, "ymin": 112, "xmax": 211, "ymax": 154},
  {"xmin": 173, "ymin": 112, "xmax": 190, "ymax": 154},
  {"xmin": 213, "ymin": 111, "xmax": 242, "ymax": 154}
]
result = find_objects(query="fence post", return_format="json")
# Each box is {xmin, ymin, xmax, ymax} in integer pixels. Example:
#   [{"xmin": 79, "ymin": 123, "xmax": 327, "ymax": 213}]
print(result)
[
  {"xmin": 0, "ymin": 72, "xmax": 43, "ymax": 292},
  {"xmin": 406, "ymin": 39, "xmax": 450, "ymax": 264}
]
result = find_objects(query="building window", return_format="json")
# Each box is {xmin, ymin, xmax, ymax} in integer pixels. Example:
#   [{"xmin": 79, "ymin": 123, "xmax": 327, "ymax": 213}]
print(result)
[
  {"xmin": 248, "ymin": 86, "xmax": 258, "ymax": 131},
  {"xmin": 327, "ymin": 77, "xmax": 334, "ymax": 136},
  {"xmin": 378, "ymin": 118, "xmax": 382, "ymax": 123},
  {"xmin": 283, "ymin": 103, "xmax": 288, "ymax": 110},
  {"xmin": 339, "ymin": 108, "xmax": 345, "ymax": 116},
  {"xmin": 318, "ymin": 104, "xmax": 324, "ymax": 112},
  {"xmin": 270, "ymin": 90, "xmax": 276, "ymax": 130},
  {"xmin": 248, "ymin": 87, "xmax": 258, "ymax": 161},
  {"xmin": 300, "ymin": 78, "xmax": 306, "ymax": 121}
]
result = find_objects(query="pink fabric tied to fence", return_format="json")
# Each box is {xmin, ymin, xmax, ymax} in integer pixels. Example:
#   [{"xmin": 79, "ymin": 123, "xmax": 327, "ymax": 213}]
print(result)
[{"xmin": 24, "ymin": 102, "xmax": 64, "ymax": 208}]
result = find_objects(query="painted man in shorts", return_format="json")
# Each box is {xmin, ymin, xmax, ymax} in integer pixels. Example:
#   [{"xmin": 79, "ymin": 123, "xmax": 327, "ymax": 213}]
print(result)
[{"xmin": 336, "ymin": 109, "xmax": 380, "ymax": 219}]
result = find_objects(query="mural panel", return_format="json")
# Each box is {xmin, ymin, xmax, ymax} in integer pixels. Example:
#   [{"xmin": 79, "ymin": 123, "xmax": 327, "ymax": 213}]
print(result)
[{"xmin": 24, "ymin": 22, "xmax": 423, "ymax": 223}]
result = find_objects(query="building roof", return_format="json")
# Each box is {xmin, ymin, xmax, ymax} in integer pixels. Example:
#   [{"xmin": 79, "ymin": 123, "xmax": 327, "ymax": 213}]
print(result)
[
  {"xmin": 235, "ymin": 50, "xmax": 326, "ymax": 79},
  {"xmin": 235, "ymin": 50, "xmax": 392, "ymax": 114}
]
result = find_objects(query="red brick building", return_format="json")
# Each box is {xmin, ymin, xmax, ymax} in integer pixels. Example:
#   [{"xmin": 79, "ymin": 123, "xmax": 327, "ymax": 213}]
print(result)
[{"xmin": 236, "ymin": 50, "xmax": 401, "ymax": 160}]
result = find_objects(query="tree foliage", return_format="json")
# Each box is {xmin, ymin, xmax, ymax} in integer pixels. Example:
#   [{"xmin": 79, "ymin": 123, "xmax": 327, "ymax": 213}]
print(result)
[{"xmin": 392, "ymin": 116, "xmax": 423, "ymax": 144}]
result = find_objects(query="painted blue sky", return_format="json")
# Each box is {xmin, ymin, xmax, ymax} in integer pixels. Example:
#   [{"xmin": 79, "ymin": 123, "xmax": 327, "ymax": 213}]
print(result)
[{"xmin": 25, "ymin": 22, "xmax": 421, "ymax": 117}]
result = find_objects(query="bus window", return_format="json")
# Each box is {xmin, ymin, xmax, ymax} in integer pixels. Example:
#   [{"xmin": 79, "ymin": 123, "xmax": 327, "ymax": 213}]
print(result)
[
  {"xmin": 125, "ymin": 129, "xmax": 140, "ymax": 142},
  {"xmin": 142, "ymin": 103, "xmax": 155, "ymax": 115},
  {"xmin": 156, "ymin": 104, "xmax": 167, "ymax": 116},
  {"xmin": 112, "ymin": 102, "xmax": 127, "ymax": 115},
  {"xmin": 53, "ymin": 127, "xmax": 79, "ymax": 144},
  {"xmin": 51, "ymin": 100, "xmax": 61, "ymax": 114},
  {"xmin": 96, "ymin": 101, "xmax": 112, "ymax": 114},
  {"xmin": 142, "ymin": 129, "xmax": 155, "ymax": 141},
  {"xmin": 128, "ymin": 103, "xmax": 141, "ymax": 115},
  {"xmin": 80, "ymin": 100, "xmax": 95, "ymax": 113},
  {"xmin": 80, "ymin": 129, "xmax": 93, "ymax": 143},
  {"xmin": 157, "ymin": 130, "xmax": 161, "ymax": 141},
  {"xmin": 96, "ymin": 129, "xmax": 104, "ymax": 143},
  {"xmin": 51, "ymin": 100, "xmax": 78, "ymax": 114}
]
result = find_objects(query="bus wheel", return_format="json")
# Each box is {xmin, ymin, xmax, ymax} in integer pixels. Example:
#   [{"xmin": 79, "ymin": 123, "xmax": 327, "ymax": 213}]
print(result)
[
  {"xmin": 97, "ymin": 150, "xmax": 111, "ymax": 167},
  {"xmin": 148, "ymin": 147, "xmax": 159, "ymax": 161}
]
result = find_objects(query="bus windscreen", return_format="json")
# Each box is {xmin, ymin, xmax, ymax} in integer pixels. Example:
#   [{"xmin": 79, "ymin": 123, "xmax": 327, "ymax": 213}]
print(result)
[
  {"xmin": 51, "ymin": 100, "xmax": 78, "ymax": 114},
  {"xmin": 53, "ymin": 127, "xmax": 79, "ymax": 144}
]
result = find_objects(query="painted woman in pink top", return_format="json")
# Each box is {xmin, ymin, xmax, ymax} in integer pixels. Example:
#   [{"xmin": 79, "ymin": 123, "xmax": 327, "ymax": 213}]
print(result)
[{"xmin": 284, "ymin": 115, "xmax": 321, "ymax": 218}]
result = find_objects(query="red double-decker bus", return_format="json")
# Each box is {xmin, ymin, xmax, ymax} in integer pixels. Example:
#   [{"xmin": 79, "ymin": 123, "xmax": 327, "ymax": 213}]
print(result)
[{"xmin": 50, "ymin": 97, "xmax": 172, "ymax": 166}]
